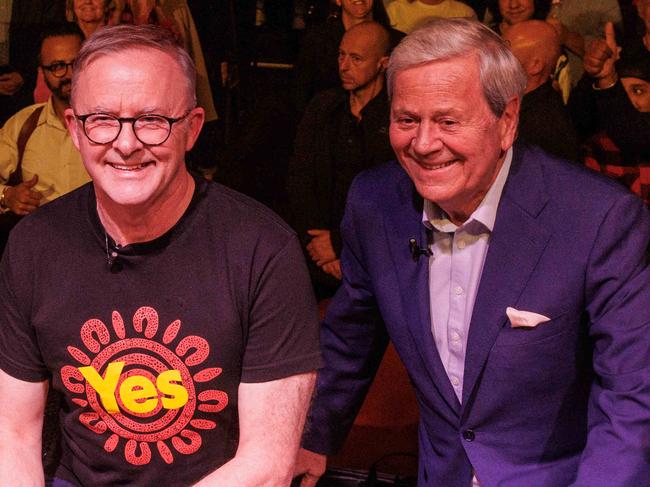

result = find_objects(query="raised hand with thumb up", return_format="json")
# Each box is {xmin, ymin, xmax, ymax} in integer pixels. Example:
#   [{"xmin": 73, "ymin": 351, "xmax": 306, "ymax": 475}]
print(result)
[
  {"xmin": 583, "ymin": 22, "xmax": 621, "ymax": 89},
  {"xmin": 2, "ymin": 174, "xmax": 44, "ymax": 215}
]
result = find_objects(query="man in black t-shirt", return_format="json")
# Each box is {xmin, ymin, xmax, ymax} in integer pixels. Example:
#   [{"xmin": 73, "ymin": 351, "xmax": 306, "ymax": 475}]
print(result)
[{"xmin": 0, "ymin": 24, "xmax": 321, "ymax": 487}]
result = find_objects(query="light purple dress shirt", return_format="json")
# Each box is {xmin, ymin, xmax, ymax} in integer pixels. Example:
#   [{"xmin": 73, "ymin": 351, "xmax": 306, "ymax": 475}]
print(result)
[
  {"xmin": 423, "ymin": 149, "xmax": 513, "ymax": 403},
  {"xmin": 422, "ymin": 149, "xmax": 512, "ymax": 487}
]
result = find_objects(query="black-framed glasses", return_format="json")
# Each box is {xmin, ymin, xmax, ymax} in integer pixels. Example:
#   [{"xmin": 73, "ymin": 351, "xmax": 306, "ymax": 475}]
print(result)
[
  {"xmin": 41, "ymin": 60, "xmax": 75, "ymax": 78},
  {"xmin": 74, "ymin": 110, "xmax": 193, "ymax": 146}
]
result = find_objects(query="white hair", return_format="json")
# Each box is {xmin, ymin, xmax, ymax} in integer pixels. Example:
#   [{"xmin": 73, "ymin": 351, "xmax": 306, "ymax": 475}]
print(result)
[{"xmin": 387, "ymin": 18, "xmax": 526, "ymax": 117}]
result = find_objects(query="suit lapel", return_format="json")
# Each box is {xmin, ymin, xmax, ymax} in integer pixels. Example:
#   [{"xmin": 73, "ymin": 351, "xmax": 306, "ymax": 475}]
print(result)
[
  {"xmin": 461, "ymin": 145, "xmax": 551, "ymax": 410},
  {"xmin": 385, "ymin": 170, "xmax": 461, "ymax": 415}
]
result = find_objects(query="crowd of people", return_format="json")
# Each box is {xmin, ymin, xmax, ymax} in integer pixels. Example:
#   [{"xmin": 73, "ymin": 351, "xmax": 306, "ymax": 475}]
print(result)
[{"xmin": 0, "ymin": 0, "xmax": 648, "ymax": 486}]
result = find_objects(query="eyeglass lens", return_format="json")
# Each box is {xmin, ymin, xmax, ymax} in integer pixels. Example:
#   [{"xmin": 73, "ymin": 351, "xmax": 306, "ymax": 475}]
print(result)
[
  {"xmin": 45, "ymin": 62, "xmax": 73, "ymax": 77},
  {"xmin": 83, "ymin": 115, "xmax": 173, "ymax": 145}
]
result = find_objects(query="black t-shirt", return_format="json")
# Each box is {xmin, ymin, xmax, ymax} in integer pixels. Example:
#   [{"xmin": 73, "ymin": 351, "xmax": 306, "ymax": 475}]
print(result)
[{"xmin": 0, "ymin": 177, "xmax": 321, "ymax": 486}]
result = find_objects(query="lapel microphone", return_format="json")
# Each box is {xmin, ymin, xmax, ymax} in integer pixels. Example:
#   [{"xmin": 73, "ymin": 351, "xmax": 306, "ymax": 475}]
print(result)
[{"xmin": 409, "ymin": 238, "xmax": 432, "ymax": 261}]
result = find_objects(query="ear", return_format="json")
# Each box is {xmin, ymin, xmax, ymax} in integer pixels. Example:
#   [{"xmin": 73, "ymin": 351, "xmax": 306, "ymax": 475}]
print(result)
[
  {"xmin": 527, "ymin": 57, "xmax": 544, "ymax": 77},
  {"xmin": 64, "ymin": 107, "xmax": 83, "ymax": 151},
  {"xmin": 378, "ymin": 55, "xmax": 389, "ymax": 72},
  {"xmin": 498, "ymin": 96, "xmax": 521, "ymax": 152},
  {"xmin": 184, "ymin": 107, "xmax": 205, "ymax": 152}
]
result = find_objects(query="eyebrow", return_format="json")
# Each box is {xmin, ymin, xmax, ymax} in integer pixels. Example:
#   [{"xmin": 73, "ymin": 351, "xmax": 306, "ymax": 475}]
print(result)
[
  {"xmin": 43, "ymin": 58, "xmax": 76, "ymax": 65},
  {"xmin": 84, "ymin": 106, "xmax": 165, "ymax": 115}
]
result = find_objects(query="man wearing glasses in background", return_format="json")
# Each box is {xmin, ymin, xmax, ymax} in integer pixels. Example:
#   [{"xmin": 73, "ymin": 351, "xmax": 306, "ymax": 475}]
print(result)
[
  {"xmin": 0, "ymin": 23, "xmax": 89, "ymax": 223},
  {"xmin": 0, "ymin": 24, "xmax": 320, "ymax": 486}
]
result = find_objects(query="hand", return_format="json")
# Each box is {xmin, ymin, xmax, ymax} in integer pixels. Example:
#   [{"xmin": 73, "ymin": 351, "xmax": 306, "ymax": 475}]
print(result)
[
  {"xmin": 306, "ymin": 229, "xmax": 337, "ymax": 266},
  {"xmin": 0, "ymin": 72, "xmax": 24, "ymax": 96},
  {"xmin": 293, "ymin": 448, "xmax": 327, "ymax": 487},
  {"xmin": 321, "ymin": 260, "xmax": 342, "ymax": 280},
  {"xmin": 4, "ymin": 175, "xmax": 43, "ymax": 215},
  {"xmin": 584, "ymin": 22, "xmax": 620, "ymax": 86}
]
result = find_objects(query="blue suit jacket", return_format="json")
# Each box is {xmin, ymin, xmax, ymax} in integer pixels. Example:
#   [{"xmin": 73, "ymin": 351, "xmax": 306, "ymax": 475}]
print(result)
[{"xmin": 303, "ymin": 144, "xmax": 650, "ymax": 487}]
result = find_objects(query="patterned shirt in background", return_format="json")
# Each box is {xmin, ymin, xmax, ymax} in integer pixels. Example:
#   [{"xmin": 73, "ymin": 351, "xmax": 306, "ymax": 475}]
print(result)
[{"xmin": 584, "ymin": 132, "xmax": 650, "ymax": 208}]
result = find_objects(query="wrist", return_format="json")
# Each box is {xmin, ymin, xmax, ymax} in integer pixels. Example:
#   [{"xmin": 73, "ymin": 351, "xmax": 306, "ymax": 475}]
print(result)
[
  {"xmin": 593, "ymin": 74, "xmax": 618, "ymax": 91},
  {"xmin": 0, "ymin": 186, "xmax": 10, "ymax": 211}
]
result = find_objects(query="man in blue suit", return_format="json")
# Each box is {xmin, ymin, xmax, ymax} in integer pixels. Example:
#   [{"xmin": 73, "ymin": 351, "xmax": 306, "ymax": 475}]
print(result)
[{"xmin": 294, "ymin": 18, "xmax": 650, "ymax": 487}]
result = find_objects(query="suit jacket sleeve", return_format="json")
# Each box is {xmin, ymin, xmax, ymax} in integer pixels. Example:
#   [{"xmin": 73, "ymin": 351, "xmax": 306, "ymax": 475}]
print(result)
[
  {"xmin": 573, "ymin": 193, "xmax": 650, "ymax": 485},
  {"xmin": 301, "ymin": 179, "xmax": 389, "ymax": 454}
]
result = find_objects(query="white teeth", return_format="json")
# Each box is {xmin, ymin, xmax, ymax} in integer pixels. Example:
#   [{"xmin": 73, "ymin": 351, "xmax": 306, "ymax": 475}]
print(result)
[
  {"xmin": 422, "ymin": 160, "xmax": 456, "ymax": 170},
  {"xmin": 109, "ymin": 163, "xmax": 149, "ymax": 171}
]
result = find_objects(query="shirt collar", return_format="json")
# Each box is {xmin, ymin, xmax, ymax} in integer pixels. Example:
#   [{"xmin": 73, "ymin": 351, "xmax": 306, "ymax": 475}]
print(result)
[
  {"xmin": 422, "ymin": 147, "xmax": 513, "ymax": 233},
  {"xmin": 43, "ymin": 97, "xmax": 68, "ymax": 131}
]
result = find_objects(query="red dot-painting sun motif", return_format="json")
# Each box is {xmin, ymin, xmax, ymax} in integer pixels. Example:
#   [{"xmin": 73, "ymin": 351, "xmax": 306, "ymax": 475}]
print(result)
[{"xmin": 60, "ymin": 306, "xmax": 229, "ymax": 466}]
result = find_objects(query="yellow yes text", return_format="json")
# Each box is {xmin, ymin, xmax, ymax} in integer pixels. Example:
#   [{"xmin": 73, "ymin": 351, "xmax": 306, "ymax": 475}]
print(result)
[{"xmin": 79, "ymin": 362, "xmax": 189, "ymax": 414}]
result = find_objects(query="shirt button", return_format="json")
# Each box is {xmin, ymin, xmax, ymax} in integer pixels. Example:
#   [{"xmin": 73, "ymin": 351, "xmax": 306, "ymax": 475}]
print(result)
[
  {"xmin": 450, "ymin": 376, "xmax": 460, "ymax": 386},
  {"xmin": 462, "ymin": 429, "xmax": 475, "ymax": 442},
  {"xmin": 457, "ymin": 239, "xmax": 466, "ymax": 249},
  {"xmin": 454, "ymin": 286, "xmax": 463, "ymax": 295},
  {"xmin": 451, "ymin": 331, "xmax": 461, "ymax": 342}
]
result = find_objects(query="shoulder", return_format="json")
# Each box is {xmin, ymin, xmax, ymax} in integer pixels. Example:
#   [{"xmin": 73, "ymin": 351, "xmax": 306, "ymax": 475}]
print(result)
[
  {"xmin": 347, "ymin": 161, "xmax": 408, "ymax": 206},
  {"xmin": 0, "ymin": 102, "xmax": 48, "ymax": 137},
  {"xmin": 199, "ymin": 181, "xmax": 297, "ymax": 242},
  {"xmin": 513, "ymin": 144, "xmax": 642, "ymax": 215},
  {"xmin": 304, "ymin": 88, "xmax": 346, "ymax": 116},
  {"xmin": 448, "ymin": 0, "xmax": 477, "ymax": 16}
]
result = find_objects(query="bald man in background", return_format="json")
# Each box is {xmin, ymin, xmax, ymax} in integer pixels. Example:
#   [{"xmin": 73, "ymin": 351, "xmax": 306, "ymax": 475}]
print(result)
[
  {"xmin": 287, "ymin": 21, "xmax": 395, "ymax": 300},
  {"xmin": 503, "ymin": 20, "xmax": 580, "ymax": 161}
]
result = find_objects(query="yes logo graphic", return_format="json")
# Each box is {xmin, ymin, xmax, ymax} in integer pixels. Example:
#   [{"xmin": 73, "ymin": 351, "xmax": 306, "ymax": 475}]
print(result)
[
  {"xmin": 79, "ymin": 362, "xmax": 189, "ymax": 414},
  {"xmin": 60, "ymin": 306, "xmax": 229, "ymax": 466}
]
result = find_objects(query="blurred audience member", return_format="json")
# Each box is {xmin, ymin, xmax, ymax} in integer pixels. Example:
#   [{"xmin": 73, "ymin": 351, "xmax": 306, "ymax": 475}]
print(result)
[
  {"xmin": 288, "ymin": 21, "xmax": 393, "ymax": 298},
  {"xmin": 503, "ymin": 19, "xmax": 579, "ymax": 160},
  {"xmin": 386, "ymin": 0, "xmax": 477, "ymax": 33},
  {"xmin": 569, "ymin": 20, "xmax": 649, "ymax": 205},
  {"xmin": 35, "ymin": 1, "xmax": 109, "ymax": 103},
  {"xmin": 157, "ymin": 0, "xmax": 218, "ymax": 123},
  {"xmin": 0, "ymin": 23, "xmax": 89, "ymax": 250},
  {"xmin": 294, "ymin": 0, "xmax": 403, "ymax": 116},
  {"xmin": 486, "ymin": 0, "xmax": 577, "ymax": 102},
  {"xmin": 1, "ymin": 0, "xmax": 66, "ymax": 124},
  {"xmin": 545, "ymin": 0, "xmax": 623, "ymax": 89},
  {"xmin": 485, "ymin": 0, "xmax": 550, "ymax": 34},
  {"xmin": 67, "ymin": 0, "xmax": 109, "ymax": 37}
]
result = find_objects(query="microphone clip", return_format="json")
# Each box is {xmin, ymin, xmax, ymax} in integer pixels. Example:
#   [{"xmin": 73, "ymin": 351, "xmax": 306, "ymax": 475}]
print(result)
[{"xmin": 409, "ymin": 238, "xmax": 432, "ymax": 262}]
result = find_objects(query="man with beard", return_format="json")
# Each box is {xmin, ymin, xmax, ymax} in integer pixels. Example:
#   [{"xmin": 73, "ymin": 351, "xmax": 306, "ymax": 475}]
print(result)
[{"xmin": 0, "ymin": 23, "xmax": 89, "ymax": 222}]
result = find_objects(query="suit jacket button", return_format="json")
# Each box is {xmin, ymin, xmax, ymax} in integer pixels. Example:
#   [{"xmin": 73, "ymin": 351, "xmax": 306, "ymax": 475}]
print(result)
[{"xmin": 462, "ymin": 429, "xmax": 475, "ymax": 441}]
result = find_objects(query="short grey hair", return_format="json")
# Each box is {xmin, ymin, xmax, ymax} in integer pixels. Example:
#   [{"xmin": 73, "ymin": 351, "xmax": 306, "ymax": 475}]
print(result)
[
  {"xmin": 71, "ymin": 24, "xmax": 196, "ymax": 109},
  {"xmin": 387, "ymin": 18, "xmax": 526, "ymax": 117}
]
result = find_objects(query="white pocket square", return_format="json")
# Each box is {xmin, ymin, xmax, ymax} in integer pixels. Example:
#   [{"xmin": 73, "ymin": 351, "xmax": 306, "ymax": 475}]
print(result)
[{"xmin": 506, "ymin": 307, "xmax": 551, "ymax": 328}]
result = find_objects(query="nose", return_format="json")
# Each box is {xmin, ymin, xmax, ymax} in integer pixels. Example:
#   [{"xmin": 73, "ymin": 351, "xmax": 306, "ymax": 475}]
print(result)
[
  {"xmin": 410, "ymin": 121, "xmax": 443, "ymax": 158},
  {"xmin": 339, "ymin": 55, "xmax": 350, "ymax": 72},
  {"xmin": 112, "ymin": 120, "xmax": 144, "ymax": 158}
]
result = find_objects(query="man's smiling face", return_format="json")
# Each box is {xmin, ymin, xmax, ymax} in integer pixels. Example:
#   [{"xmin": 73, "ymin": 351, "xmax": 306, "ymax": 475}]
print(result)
[
  {"xmin": 389, "ymin": 54, "xmax": 519, "ymax": 224},
  {"xmin": 66, "ymin": 47, "xmax": 203, "ymax": 211}
]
